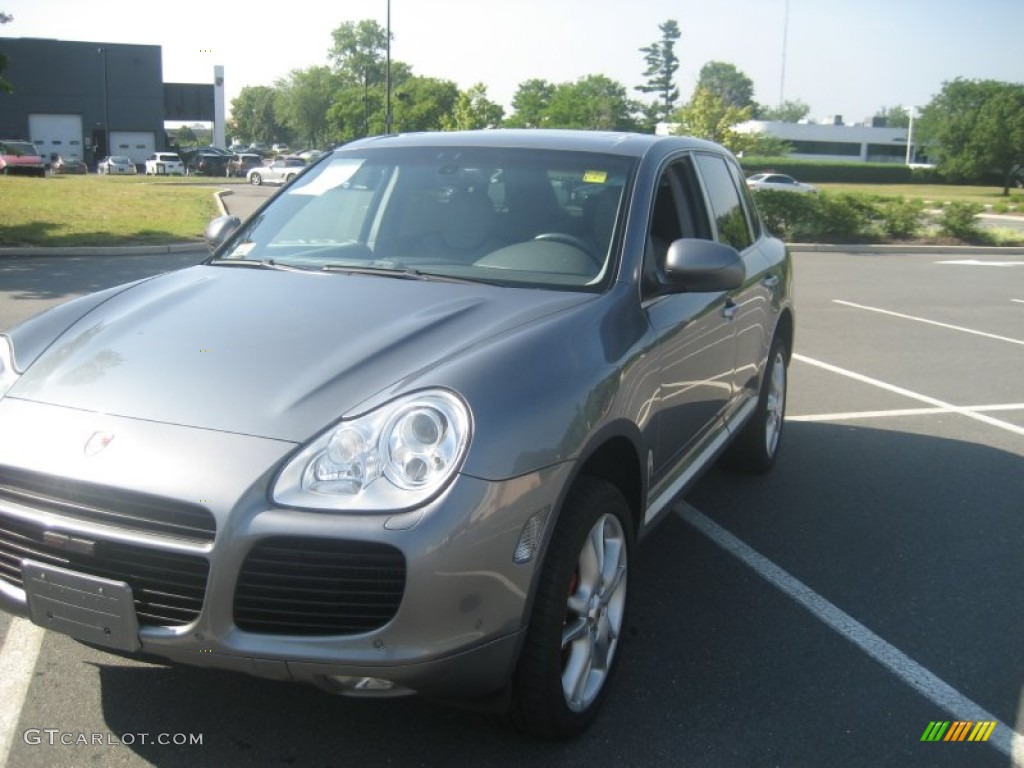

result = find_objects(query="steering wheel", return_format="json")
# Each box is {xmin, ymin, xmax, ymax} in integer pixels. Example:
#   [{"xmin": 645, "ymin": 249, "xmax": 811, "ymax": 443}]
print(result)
[{"xmin": 532, "ymin": 233, "xmax": 600, "ymax": 266}]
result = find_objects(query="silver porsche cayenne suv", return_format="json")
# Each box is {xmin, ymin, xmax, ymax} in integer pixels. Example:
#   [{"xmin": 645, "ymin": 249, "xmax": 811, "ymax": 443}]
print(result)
[{"xmin": 0, "ymin": 129, "xmax": 793, "ymax": 738}]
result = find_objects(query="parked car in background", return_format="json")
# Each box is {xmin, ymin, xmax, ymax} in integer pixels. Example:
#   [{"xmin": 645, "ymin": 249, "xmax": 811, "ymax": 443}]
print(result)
[
  {"xmin": 98, "ymin": 156, "xmax": 138, "ymax": 175},
  {"xmin": 51, "ymin": 155, "xmax": 88, "ymax": 175},
  {"xmin": 227, "ymin": 153, "xmax": 263, "ymax": 178},
  {"xmin": 248, "ymin": 142, "xmax": 271, "ymax": 156},
  {"xmin": 746, "ymin": 173, "xmax": 818, "ymax": 194},
  {"xmin": 294, "ymin": 148, "xmax": 325, "ymax": 162},
  {"xmin": 144, "ymin": 152, "xmax": 184, "ymax": 176},
  {"xmin": 247, "ymin": 156, "xmax": 306, "ymax": 186},
  {"xmin": 0, "ymin": 129, "xmax": 793, "ymax": 740},
  {"xmin": 181, "ymin": 150, "xmax": 230, "ymax": 177},
  {"xmin": 271, "ymin": 143, "xmax": 291, "ymax": 154},
  {"xmin": 0, "ymin": 140, "xmax": 46, "ymax": 177}
]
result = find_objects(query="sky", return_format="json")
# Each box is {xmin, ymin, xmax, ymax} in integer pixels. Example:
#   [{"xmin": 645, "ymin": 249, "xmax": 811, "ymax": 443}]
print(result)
[{"xmin": 2, "ymin": 0, "xmax": 1022, "ymax": 125}]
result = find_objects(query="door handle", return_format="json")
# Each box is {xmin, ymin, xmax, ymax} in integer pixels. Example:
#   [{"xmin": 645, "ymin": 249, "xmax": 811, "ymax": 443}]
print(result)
[{"xmin": 721, "ymin": 300, "xmax": 738, "ymax": 321}]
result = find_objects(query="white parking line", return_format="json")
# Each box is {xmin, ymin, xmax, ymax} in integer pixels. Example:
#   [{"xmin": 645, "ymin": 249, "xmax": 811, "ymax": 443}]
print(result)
[
  {"xmin": 833, "ymin": 300, "xmax": 1024, "ymax": 346},
  {"xmin": 678, "ymin": 504, "xmax": 1024, "ymax": 766},
  {"xmin": 1013, "ymin": 299, "xmax": 1024, "ymax": 305},
  {"xmin": 789, "ymin": 403, "xmax": 1024, "ymax": 423},
  {"xmin": 0, "ymin": 619, "xmax": 44, "ymax": 768},
  {"xmin": 793, "ymin": 354, "xmax": 1024, "ymax": 437}
]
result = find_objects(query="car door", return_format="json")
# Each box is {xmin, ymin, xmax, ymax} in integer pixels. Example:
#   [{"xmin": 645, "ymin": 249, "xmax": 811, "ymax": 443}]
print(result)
[
  {"xmin": 692, "ymin": 152, "xmax": 775, "ymax": 414},
  {"xmin": 642, "ymin": 155, "xmax": 739, "ymax": 484}
]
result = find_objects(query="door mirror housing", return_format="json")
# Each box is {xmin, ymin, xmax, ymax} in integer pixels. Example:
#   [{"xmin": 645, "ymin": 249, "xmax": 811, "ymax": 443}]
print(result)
[
  {"xmin": 204, "ymin": 215, "xmax": 241, "ymax": 253},
  {"xmin": 662, "ymin": 238, "xmax": 745, "ymax": 293}
]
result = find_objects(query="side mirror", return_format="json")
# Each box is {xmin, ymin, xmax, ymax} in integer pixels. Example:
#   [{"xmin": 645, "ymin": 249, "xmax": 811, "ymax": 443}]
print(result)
[
  {"xmin": 203, "ymin": 215, "xmax": 241, "ymax": 253},
  {"xmin": 662, "ymin": 238, "xmax": 745, "ymax": 293}
]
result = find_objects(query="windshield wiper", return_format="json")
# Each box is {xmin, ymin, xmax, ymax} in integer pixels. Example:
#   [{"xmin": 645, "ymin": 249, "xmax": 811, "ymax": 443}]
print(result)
[
  {"xmin": 320, "ymin": 263, "xmax": 430, "ymax": 280},
  {"xmin": 208, "ymin": 258, "xmax": 311, "ymax": 272},
  {"xmin": 319, "ymin": 263, "xmax": 491, "ymax": 285}
]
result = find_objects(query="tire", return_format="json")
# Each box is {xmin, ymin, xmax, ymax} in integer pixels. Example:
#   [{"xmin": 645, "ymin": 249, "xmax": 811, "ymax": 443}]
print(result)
[
  {"xmin": 723, "ymin": 335, "xmax": 788, "ymax": 473},
  {"xmin": 509, "ymin": 476, "xmax": 633, "ymax": 739},
  {"xmin": 250, "ymin": 173, "xmax": 262, "ymax": 186}
]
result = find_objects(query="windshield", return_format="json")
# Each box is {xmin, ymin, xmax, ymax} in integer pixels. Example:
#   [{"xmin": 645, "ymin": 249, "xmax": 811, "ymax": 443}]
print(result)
[
  {"xmin": 1, "ymin": 141, "xmax": 40, "ymax": 157},
  {"xmin": 213, "ymin": 146, "xmax": 636, "ymax": 291}
]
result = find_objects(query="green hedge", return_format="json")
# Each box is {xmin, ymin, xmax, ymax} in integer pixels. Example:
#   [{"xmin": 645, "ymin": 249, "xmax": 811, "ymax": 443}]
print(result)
[{"xmin": 740, "ymin": 157, "xmax": 943, "ymax": 184}]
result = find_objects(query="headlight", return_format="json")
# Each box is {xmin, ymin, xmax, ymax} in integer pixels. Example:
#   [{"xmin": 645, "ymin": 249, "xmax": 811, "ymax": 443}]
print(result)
[
  {"xmin": 273, "ymin": 389, "xmax": 472, "ymax": 512},
  {"xmin": 0, "ymin": 336, "xmax": 19, "ymax": 399}
]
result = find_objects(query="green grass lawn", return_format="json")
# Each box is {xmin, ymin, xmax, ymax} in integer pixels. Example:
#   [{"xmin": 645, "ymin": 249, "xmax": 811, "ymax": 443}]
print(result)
[
  {"xmin": 1, "ymin": 174, "xmax": 1020, "ymax": 249},
  {"xmin": 0, "ymin": 175, "xmax": 239, "ymax": 247}
]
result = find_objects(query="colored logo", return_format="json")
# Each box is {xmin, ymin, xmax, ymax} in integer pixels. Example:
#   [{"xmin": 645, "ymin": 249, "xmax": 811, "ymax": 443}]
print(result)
[
  {"xmin": 921, "ymin": 721, "xmax": 997, "ymax": 742},
  {"xmin": 84, "ymin": 431, "xmax": 115, "ymax": 456}
]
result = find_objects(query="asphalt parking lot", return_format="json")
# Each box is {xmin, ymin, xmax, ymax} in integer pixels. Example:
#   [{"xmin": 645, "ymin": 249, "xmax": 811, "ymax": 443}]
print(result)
[{"xmin": 0, "ymin": 248, "xmax": 1021, "ymax": 767}]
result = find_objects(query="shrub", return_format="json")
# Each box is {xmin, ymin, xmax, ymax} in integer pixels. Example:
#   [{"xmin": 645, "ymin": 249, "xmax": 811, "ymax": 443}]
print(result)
[
  {"xmin": 751, "ymin": 189, "xmax": 817, "ymax": 240},
  {"xmin": 877, "ymin": 198, "xmax": 925, "ymax": 239},
  {"xmin": 937, "ymin": 201, "xmax": 984, "ymax": 241},
  {"xmin": 807, "ymin": 192, "xmax": 874, "ymax": 241},
  {"xmin": 993, "ymin": 202, "xmax": 1009, "ymax": 214}
]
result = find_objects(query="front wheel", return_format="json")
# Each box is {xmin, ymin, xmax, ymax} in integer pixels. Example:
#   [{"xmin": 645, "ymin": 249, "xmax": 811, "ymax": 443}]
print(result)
[
  {"xmin": 510, "ymin": 476, "xmax": 632, "ymax": 739},
  {"xmin": 723, "ymin": 335, "xmax": 789, "ymax": 473},
  {"xmin": 249, "ymin": 173, "xmax": 262, "ymax": 186}
]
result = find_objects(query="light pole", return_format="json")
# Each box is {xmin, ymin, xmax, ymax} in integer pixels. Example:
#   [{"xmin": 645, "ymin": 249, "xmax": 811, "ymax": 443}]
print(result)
[
  {"xmin": 905, "ymin": 106, "xmax": 916, "ymax": 166},
  {"xmin": 385, "ymin": 0, "xmax": 393, "ymax": 134},
  {"xmin": 97, "ymin": 47, "xmax": 110, "ymax": 160}
]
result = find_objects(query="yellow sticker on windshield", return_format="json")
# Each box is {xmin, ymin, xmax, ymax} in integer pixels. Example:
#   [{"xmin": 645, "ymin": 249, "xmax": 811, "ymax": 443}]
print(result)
[{"xmin": 582, "ymin": 170, "xmax": 608, "ymax": 184}]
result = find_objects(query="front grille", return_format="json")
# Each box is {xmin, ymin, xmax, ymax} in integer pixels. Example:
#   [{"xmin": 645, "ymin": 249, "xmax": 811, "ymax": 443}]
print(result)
[
  {"xmin": 0, "ymin": 512, "xmax": 208, "ymax": 627},
  {"xmin": 0, "ymin": 466, "xmax": 216, "ymax": 543},
  {"xmin": 234, "ymin": 537, "xmax": 406, "ymax": 636}
]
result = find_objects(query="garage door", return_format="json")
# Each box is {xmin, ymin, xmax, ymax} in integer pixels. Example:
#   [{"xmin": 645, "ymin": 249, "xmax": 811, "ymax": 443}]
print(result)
[
  {"xmin": 29, "ymin": 114, "xmax": 84, "ymax": 162},
  {"xmin": 109, "ymin": 132, "xmax": 156, "ymax": 166}
]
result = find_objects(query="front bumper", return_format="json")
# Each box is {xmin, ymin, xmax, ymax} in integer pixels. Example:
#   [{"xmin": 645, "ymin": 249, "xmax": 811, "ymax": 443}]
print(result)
[{"xmin": 0, "ymin": 398, "xmax": 569, "ymax": 698}]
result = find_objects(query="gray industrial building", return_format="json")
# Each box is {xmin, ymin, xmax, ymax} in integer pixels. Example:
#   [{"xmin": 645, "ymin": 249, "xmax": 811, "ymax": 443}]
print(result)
[{"xmin": 0, "ymin": 37, "xmax": 218, "ymax": 166}]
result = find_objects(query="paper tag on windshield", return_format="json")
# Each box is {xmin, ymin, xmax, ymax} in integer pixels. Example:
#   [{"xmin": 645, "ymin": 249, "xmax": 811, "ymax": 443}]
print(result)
[{"xmin": 582, "ymin": 170, "xmax": 608, "ymax": 184}]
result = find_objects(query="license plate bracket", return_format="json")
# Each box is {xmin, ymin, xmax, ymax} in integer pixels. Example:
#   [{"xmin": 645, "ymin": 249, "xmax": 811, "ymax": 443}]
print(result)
[{"xmin": 22, "ymin": 559, "xmax": 141, "ymax": 652}]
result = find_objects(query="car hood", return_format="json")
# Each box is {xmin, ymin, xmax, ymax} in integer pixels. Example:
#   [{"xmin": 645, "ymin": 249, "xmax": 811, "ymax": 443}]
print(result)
[{"xmin": 8, "ymin": 265, "xmax": 592, "ymax": 442}]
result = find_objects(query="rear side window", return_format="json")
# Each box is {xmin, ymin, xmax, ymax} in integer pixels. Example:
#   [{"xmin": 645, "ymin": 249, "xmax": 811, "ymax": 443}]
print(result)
[{"xmin": 694, "ymin": 153, "xmax": 754, "ymax": 252}]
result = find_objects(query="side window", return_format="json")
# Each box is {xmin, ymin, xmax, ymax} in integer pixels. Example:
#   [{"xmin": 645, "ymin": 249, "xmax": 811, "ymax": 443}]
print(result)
[
  {"xmin": 694, "ymin": 153, "xmax": 754, "ymax": 252},
  {"xmin": 726, "ymin": 159, "xmax": 761, "ymax": 240},
  {"xmin": 642, "ymin": 156, "xmax": 711, "ymax": 297}
]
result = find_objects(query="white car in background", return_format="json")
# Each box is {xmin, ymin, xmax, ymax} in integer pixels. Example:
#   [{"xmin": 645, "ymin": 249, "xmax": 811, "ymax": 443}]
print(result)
[
  {"xmin": 144, "ymin": 152, "xmax": 184, "ymax": 176},
  {"xmin": 98, "ymin": 156, "xmax": 137, "ymax": 175},
  {"xmin": 746, "ymin": 173, "xmax": 818, "ymax": 194}
]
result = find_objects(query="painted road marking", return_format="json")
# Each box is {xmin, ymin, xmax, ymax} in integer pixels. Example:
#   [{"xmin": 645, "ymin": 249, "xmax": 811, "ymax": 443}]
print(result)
[
  {"xmin": 833, "ymin": 300, "xmax": 1024, "ymax": 347},
  {"xmin": 679, "ymin": 504, "xmax": 1024, "ymax": 766},
  {"xmin": 936, "ymin": 260, "xmax": 1024, "ymax": 267},
  {"xmin": 0, "ymin": 619, "xmax": 45, "ymax": 768},
  {"xmin": 788, "ymin": 403, "xmax": 1024, "ymax": 423},
  {"xmin": 793, "ymin": 354, "xmax": 1024, "ymax": 437}
]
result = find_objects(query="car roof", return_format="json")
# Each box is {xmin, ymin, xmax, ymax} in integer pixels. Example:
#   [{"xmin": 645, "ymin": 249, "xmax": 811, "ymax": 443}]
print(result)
[{"xmin": 343, "ymin": 129, "xmax": 726, "ymax": 160}]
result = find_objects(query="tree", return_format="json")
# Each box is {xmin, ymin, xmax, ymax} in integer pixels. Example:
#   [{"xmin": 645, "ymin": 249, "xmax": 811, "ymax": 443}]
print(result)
[
  {"xmin": 174, "ymin": 126, "xmax": 198, "ymax": 147},
  {"xmin": 0, "ymin": 11, "xmax": 13, "ymax": 94},
  {"xmin": 673, "ymin": 86, "xmax": 753, "ymax": 152},
  {"xmin": 330, "ymin": 20, "xmax": 391, "ymax": 136},
  {"xmin": 392, "ymin": 76, "xmax": 459, "ymax": 133},
  {"xmin": 229, "ymin": 85, "xmax": 281, "ymax": 144},
  {"xmin": 695, "ymin": 61, "xmax": 755, "ymax": 110},
  {"xmin": 276, "ymin": 66, "xmax": 337, "ymax": 148},
  {"xmin": 636, "ymin": 19, "xmax": 681, "ymax": 122},
  {"xmin": 443, "ymin": 83, "xmax": 504, "ymax": 131},
  {"xmin": 918, "ymin": 78, "xmax": 1024, "ymax": 195},
  {"xmin": 547, "ymin": 75, "xmax": 638, "ymax": 131},
  {"xmin": 505, "ymin": 78, "xmax": 555, "ymax": 128},
  {"xmin": 873, "ymin": 105, "xmax": 909, "ymax": 128},
  {"xmin": 757, "ymin": 99, "xmax": 810, "ymax": 122}
]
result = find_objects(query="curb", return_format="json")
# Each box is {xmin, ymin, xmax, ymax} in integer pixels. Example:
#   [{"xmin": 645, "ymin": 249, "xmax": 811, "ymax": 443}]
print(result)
[{"xmin": 788, "ymin": 243, "xmax": 1024, "ymax": 255}]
